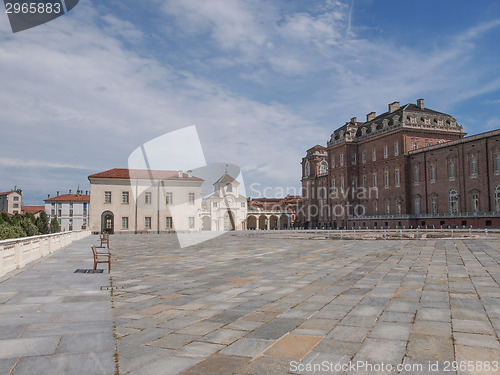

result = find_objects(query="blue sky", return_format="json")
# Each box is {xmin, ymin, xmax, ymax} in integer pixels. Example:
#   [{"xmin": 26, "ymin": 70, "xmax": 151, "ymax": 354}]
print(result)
[{"xmin": 1, "ymin": 0, "xmax": 499, "ymax": 205}]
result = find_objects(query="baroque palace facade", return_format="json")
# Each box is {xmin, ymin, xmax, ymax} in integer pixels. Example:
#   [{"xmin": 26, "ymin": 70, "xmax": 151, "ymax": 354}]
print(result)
[{"xmin": 300, "ymin": 99, "xmax": 500, "ymax": 229}]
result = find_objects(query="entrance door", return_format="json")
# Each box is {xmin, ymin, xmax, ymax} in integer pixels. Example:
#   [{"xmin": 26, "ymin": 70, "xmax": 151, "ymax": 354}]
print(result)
[{"xmin": 101, "ymin": 211, "xmax": 114, "ymax": 234}]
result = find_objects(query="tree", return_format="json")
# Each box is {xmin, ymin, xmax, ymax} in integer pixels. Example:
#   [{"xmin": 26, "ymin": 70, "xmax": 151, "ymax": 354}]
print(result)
[
  {"xmin": 0, "ymin": 222, "xmax": 26, "ymax": 240},
  {"xmin": 35, "ymin": 211, "xmax": 50, "ymax": 234},
  {"xmin": 21, "ymin": 215, "xmax": 40, "ymax": 237},
  {"xmin": 50, "ymin": 217, "xmax": 60, "ymax": 233}
]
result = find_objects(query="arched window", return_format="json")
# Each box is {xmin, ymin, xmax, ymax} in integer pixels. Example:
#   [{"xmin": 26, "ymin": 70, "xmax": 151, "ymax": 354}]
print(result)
[
  {"xmin": 415, "ymin": 196, "xmax": 421, "ymax": 215},
  {"xmin": 429, "ymin": 164, "xmax": 436, "ymax": 182},
  {"xmin": 304, "ymin": 161, "xmax": 310, "ymax": 177},
  {"xmin": 448, "ymin": 160, "xmax": 455, "ymax": 179},
  {"xmin": 470, "ymin": 155, "xmax": 477, "ymax": 176},
  {"xmin": 396, "ymin": 198, "xmax": 402, "ymax": 215},
  {"xmin": 449, "ymin": 190, "xmax": 458, "ymax": 214},
  {"xmin": 319, "ymin": 161, "xmax": 328, "ymax": 175},
  {"xmin": 495, "ymin": 185, "xmax": 500, "ymax": 212},
  {"xmin": 226, "ymin": 183, "xmax": 232, "ymax": 193}
]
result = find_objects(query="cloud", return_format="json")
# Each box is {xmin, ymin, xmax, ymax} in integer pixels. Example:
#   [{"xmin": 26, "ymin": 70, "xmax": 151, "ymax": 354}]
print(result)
[{"xmin": 0, "ymin": 158, "xmax": 96, "ymax": 170}]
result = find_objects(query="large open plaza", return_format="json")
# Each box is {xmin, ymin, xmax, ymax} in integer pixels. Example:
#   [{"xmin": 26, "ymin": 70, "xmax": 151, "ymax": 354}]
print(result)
[{"xmin": 0, "ymin": 233, "xmax": 499, "ymax": 374}]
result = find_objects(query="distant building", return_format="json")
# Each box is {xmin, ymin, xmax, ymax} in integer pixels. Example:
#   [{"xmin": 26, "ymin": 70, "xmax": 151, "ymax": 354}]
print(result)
[
  {"xmin": 88, "ymin": 168, "xmax": 203, "ymax": 234},
  {"xmin": 246, "ymin": 196, "xmax": 301, "ymax": 230},
  {"xmin": 300, "ymin": 99, "xmax": 500, "ymax": 228},
  {"xmin": 0, "ymin": 188, "xmax": 22, "ymax": 215},
  {"xmin": 45, "ymin": 189, "xmax": 90, "ymax": 231},
  {"xmin": 201, "ymin": 172, "xmax": 247, "ymax": 231},
  {"xmin": 21, "ymin": 206, "xmax": 45, "ymax": 218}
]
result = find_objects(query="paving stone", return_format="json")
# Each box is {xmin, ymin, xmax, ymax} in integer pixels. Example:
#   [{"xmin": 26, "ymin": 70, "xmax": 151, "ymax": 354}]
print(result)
[
  {"xmin": 179, "ymin": 353, "xmax": 250, "ymax": 375},
  {"xmin": 173, "ymin": 341, "xmax": 224, "ymax": 358},
  {"xmin": 325, "ymin": 325, "xmax": 371, "ymax": 342},
  {"xmin": 406, "ymin": 335, "xmax": 454, "ymax": 361},
  {"xmin": 263, "ymin": 334, "xmax": 322, "ymax": 360},
  {"xmin": 412, "ymin": 320, "xmax": 452, "ymax": 338},
  {"xmin": 453, "ymin": 332, "xmax": 500, "ymax": 350},
  {"xmin": 127, "ymin": 355, "xmax": 201, "ymax": 375},
  {"xmin": 220, "ymin": 338, "xmax": 274, "ymax": 357},
  {"xmin": 148, "ymin": 333, "xmax": 198, "ymax": 350},
  {"xmin": 454, "ymin": 344, "xmax": 500, "ymax": 371},
  {"xmin": 0, "ymin": 336, "xmax": 60, "ymax": 359},
  {"xmin": 246, "ymin": 318, "xmax": 303, "ymax": 340},
  {"xmin": 368, "ymin": 322, "xmax": 411, "ymax": 341},
  {"xmin": 119, "ymin": 345, "xmax": 171, "ymax": 373},
  {"xmin": 452, "ymin": 319, "xmax": 495, "ymax": 335},
  {"xmin": 353, "ymin": 338, "xmax": 407, "ymax": 364}
]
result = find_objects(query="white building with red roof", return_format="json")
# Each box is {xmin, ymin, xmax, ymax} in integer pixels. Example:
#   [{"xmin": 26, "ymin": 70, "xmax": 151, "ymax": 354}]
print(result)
[
  {"xmin": 44, "ymin": 189, "xmax": 90, "ymax": 232},
  {"xmin": 88, "ymin": 168, "xmax": 203, "ymax": 234}
]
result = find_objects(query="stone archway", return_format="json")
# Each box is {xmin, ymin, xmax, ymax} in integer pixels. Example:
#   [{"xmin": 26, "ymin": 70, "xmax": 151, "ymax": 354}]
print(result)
[
  {"xmin": 101, "ymin": 211, "xmax": 114, "ymax": 234},
  {"xmin": 258, "ymin": 215, "xmax": 267, "ymax": 230},
  {"xmin": 270, "ymin": 215, "xmax": 279, "ymax": 230},
  {"xmin": 247, "ymin": 215, "xmax": 257, "ymax": 230},
  {"xmin": 280, "ymin": 214, "xmax": 289, "ymax": 229}
]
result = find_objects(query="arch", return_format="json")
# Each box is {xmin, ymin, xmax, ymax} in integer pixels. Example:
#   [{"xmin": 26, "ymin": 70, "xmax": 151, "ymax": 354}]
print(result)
[
  {"xmin": 270, "ymin": 215, "xmax": 279, "ymax": 230},
  {"xmin": 280, "ymin": 214, "xmax": 289, "ymax": 229},
  {"xmin": 258, "ymin": 215, "xmax": 267, "ymax": 230},
  {"xmin": 247, "ymin": 215, "xmax": 257, "ymax": 230},
  {"xmin": 202, "ymin": 216, "xmax": 211, "ymax": 231},
  {"xmin": 101, "ymin": 211, "xmax": 114, "ymax": 234}
]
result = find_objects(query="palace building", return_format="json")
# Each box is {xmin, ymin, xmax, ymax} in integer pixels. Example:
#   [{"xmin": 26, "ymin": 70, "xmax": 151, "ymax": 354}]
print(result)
[{"xmin": 300, "ymin": 99, "xmax": 500, "ymax": 229}]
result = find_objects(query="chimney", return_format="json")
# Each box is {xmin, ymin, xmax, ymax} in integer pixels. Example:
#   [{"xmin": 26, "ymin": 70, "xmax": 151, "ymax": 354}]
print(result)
[
  {"xmin": 417, "ymin": 98, "xmax": 424, "ymax": 109},
  {"xmin": 388, "ymin": 101, "xmax": 400, "ymax": 113},
  {"xmin": 48, "ymin": 194, "xmax": 50, "ymax": 199},
  {"xmin": 69, "ymin": 189, "xmax": 72, "ymax": 194},
  {"xmin": 187, "ymin": 170, "xmax": 192, "ymax": 178},
  {"xmin": 366, "ymin": 112, "xmax": 376, "ymax": 122},
  {"xmin": 86, "ymin": 190, "xmax": 88, "ymax": 195},
  {"xmin": 350, "ymin": 117, "xmax": 357, "ymax": 124},
  {"xmin": 57, "ymin": 191, "xmax": 59, "ymax": 196},
  {"xmin": 178, "ymin": 170, "xmax": 183, "ymax": 178}
]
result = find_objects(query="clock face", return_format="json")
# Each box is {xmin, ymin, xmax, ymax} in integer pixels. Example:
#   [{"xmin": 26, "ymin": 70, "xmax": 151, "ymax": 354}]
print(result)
[{"xmin": 225, "ymin": 197, "xmax": 235, "ymax": 206}]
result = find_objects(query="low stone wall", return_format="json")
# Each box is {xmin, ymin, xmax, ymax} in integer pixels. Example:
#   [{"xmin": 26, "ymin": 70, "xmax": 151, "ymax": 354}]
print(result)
[{"xmin": 0, "ymin": 230, "xmax": 91, "ymax": 278}]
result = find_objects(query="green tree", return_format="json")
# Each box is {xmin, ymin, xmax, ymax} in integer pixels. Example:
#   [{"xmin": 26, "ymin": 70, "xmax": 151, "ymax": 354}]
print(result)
[
  {"xmin": 0, "ymin": 222, "xmax": 26, "ymax": 240},
  {"xmin": 21, "ymin": 215, "xmax": 40, "ymax": 237},
  {"xmin": 35, "ymin": 211, "xmax": 50, "ymax": 234},
  {"xmin": 50, "ymin": 217, "xmax": 60, "ymax": 233},
  {"xmin": 0, "ymin": 212, "xmax": 11, "ymax": 224}
]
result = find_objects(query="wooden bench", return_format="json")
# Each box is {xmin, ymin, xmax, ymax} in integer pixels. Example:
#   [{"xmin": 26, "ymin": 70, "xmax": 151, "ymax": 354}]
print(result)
[
  {"xmin": 99, "ymin": 232, "xmax": 110, "ymax": 248},
  {"xmin": 91, "ymin": 245, "xmax": 111, "ymax": 273}
]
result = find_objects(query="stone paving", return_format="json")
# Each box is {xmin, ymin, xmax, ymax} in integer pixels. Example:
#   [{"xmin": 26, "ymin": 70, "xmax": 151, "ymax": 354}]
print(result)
[
  {"xmin": 0, "ymin": 236, "xmax": 115, "ymax": 374},
  {"xmin": 1, "ymin": 234, "xmax": 500, "ymax": 374},
  {"xmin": 110, "ymin": 234, "xmax": 500, "ymax": 375}
]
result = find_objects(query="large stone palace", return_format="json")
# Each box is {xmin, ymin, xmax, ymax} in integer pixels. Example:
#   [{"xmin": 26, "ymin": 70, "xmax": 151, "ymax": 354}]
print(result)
[{"xmin": 300, "ymin": 99, "xmax": 500, "ymax": 229}]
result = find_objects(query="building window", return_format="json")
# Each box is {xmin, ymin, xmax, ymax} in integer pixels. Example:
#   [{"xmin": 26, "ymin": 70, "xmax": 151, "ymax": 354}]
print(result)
[
  {"xmin": 394, "ymin": 142, "xmax": 399, "ymax": 156},
  {"xmin": 51, "ymin": 209, "xmax": 55, "ymax": 216},
  {"xmin": 122, "ymin": 192, "xmax": 129, "ymax": 204},
  {"xmin": 145, "ymin": 192, "xmax": 152, "ymax": 204},
  {"xmin": 241, "ymin": 202, "xmax": 245, "ymax": 208},
  {"xmin": 331, "ymin": 178, "xmax": 336, "ymax": 190},
  {"xmin": 13, "ymin": 196, "xmax": 19, "ymax": 201},
  {"xmin": 69, "ymin": 219, "xmax": 73, "ymax": 231},
  {"xmin": 13, "ymin": 203, "xmax": 18, "ymax": 208},
  {"xmin": 372, "ymin": 173, "xmax": 377, "ymax": 187},
  {"xmin": 352, "ymin": 177, "xmax": 357, "ymax": 190},
  {"xmin": 373, "ymin": 201, "xmax": 378, "ymax": 215},
  {"xmin": 331, "ymin": 155, "xmax": 335, "ymax": 168},
  {"xmin": 424, "ymin": 118, "xmax": 430, "ymax": 125},
  {"xmin": 226, "ymin": 183, "xmax": 232, "ymax": 193},
  {"xmin": 385, "ymin": 200, "xmax": 390, "ymax": 215},
  {"xmin": 429, "ymin": 164, "xmax": 436, "ymax": 182},
  {"xmin": 351, "ymin": 153, "xmax": 357, "ymax": 165},
  {"xmin": 69, "ymin": 209, "xmax": 73, "ymax": 217},
  {"xmin": 104, "ymin": 191, "xmax": 111, "ymax": 204},
  {"xmin": 166, "ymin": 192, "xmax": 173, "ymax": 205},
  {"xmin": 166, "ymin": 217, "xmax": 173, "ymax": 229},
  {"xmin": 372, "ymin": 149, "xmax": 376, "ymax": 161},
  {"xmin": 304, "ymin": 161, "xmax": 310, "ymax": 177},
  {"xmin": 395, "ymin": 169, "xmax": 400, "ymax": 186},
  {"xmin": 83, "ymin": 203, "xmax": 87, "ymax": 216},
  {"xmin": 189, "ymin": 193, "xmax": 195, "ymax": 205},
  {"xmin": 396, "ymin": 199, "xmax": 402, "ymax": 215},
  {"xmin": 58, "ymin": 209, "xmax": 62, "ymax": 217},
  {"xmin": 339, "ymin": 154, "xmax": 344, "ymax": 166},
  {"xmin": 495, "ymin": 185, "xmax": 500, "ymax": 212},
  {"xmin": 319, "ymin": 161, "xmax": 328, "ymax": 174},
  {"xmin": 122, "ymin": 217, "xmax": 129, "ymax": 229},
  {"xmin": 470, "ymin": 156, "xmax": 477, "ymax": 177},
  {"xmin": 384, "ymin": 171, "xmax": 389, "ymax": 188},
  {"xmin": 415, "ymin": 196, "xmax": 421, "ymax": 215},
  {"xmin": 495, "ymin": 153, "xmax": 500, "ymax": 174},
  {"xmin": 213, "ymin": 202, "xmax": 218, "ymax": 208},
  {"xmin": 431, "ymin": 196, "xmax": 438, "ymax": 214},
  {"xmin": 362, "ymin": 175, "xmax": 367, "ymax": 188},
  {"xmin": 189, "ymin": 217, "xmax": 195, "ymax": 229},
  {"xmin": 383, "ymin": 145, "xmax": 388, "ymax": 159},
  {"xmin": 145, "ymin": 217, "xmax": 152, "ymax": 229},
  {"xmin": 448, "ymin": 160, "xmax": 455, "ymax": 179},
  {"xmin": 471, "ymin": 194, "xmax": 479, "ymax": 213},
  {"xmin": 438, "ymin": 119, "xmax": 443, "ymax": 126},
  {"xmin": 340, "ymin": 176, "xmax": 345, "ymax": 191},
  {"xmin": 449, "ymin": 190, "xmax": 458, "ymax": 214},
  {"xmin": 410, "ymin": 117, "xmax": 417, "ymax": 124},
  {"xmin": 362, "ymin": 151, "xmax": 366, "ymax": 164}
]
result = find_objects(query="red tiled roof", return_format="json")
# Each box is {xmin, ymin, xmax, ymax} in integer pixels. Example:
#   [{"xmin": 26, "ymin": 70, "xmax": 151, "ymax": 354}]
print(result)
[
  {"xmin": 45, "ymin": 194, "xmax": 90, "ymax": 202},
  {"xmin": 0, "ymin": 191, "xmax": 20, "ymax": 196},
  {"xmin": 88, "ymin": 168, "xmax": 203, "ymax": 181},
  {"xmin": 22, "ymin": 206, "xmax": 45, "ymax": 214}
]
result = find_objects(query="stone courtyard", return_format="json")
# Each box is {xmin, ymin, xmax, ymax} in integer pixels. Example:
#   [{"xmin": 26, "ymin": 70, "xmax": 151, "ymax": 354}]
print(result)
[{"xmin": 1, "ymin": 233, "xmax": 500, "ymax": 374}]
